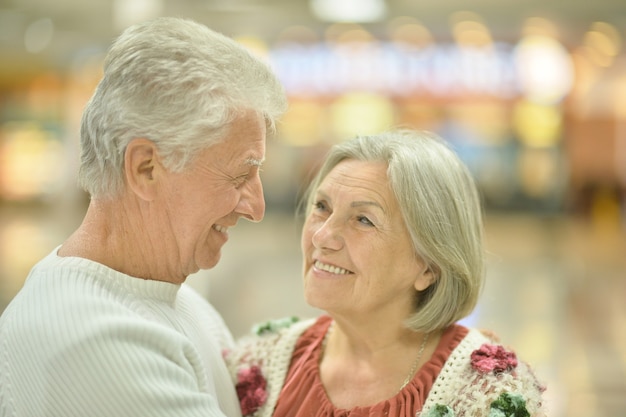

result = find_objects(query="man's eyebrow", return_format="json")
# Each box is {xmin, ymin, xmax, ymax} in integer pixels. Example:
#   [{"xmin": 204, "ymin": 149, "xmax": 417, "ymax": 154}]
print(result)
[{"xmin": 245, "ymin": 157, "xmax": 264, "ymax": 167}]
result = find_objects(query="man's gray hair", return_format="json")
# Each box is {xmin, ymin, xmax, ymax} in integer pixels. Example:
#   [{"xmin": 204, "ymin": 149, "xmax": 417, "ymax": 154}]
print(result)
[{"xmin": 78, "ymin": 17, "xmax": 287, "ymax": 198}]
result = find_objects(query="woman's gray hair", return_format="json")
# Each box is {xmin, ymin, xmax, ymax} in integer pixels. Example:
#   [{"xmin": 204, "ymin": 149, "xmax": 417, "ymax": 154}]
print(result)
[
  {"xmin": 78, "ymin": 17, "xmax": 287, "ymax": 198},
  {"xmin": 300, "ymin": 130, "xmax": 485, "ymax": 333}
]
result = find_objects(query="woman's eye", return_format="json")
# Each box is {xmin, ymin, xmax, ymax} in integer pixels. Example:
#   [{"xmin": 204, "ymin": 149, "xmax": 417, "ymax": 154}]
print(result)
[
  {"xmin": 313, "ymin": 201, "xmax": 327, "ymax": 211},
  {"xmin": 357, "ymin": 215, "xmax": 374, "ymax": 226}
]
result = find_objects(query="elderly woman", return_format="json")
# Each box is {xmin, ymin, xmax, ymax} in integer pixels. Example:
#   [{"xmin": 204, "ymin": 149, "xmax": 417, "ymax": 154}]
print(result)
[
  {"xmin": 227, "ymin": 130, "xmax": 546, "ymax": 416},
  {"xmin": 0, "ymin": 17, "xmax": 286, "ymax": 417}
]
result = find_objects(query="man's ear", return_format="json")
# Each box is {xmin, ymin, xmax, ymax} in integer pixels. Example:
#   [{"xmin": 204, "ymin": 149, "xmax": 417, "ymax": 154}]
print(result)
[{"xmin": 124, "ymin": 138, "xmax": 160, "ymax": 201}]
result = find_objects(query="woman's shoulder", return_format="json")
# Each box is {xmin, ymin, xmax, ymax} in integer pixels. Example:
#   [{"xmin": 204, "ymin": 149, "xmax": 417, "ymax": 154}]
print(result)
[
  {"xmin": 420, "ymin": 327, "xmax": 547, "ymax": 417},
  {"xmin": 224, "ymin": 316, "xmax": 322, "ymax": 416},
  {"xmin": 227, "ymin": 317, "xmax": 293, "ymax": 358},
  {"xmin": 226, "ymin": 316, "xmax": 317, "ymax": 361}
]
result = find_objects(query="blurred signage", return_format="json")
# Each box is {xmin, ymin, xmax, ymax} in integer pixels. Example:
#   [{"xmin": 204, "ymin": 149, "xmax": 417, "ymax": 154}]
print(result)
[{"xmin": 270, "ymin": 42, "xmax": 520, "ymax": 98}]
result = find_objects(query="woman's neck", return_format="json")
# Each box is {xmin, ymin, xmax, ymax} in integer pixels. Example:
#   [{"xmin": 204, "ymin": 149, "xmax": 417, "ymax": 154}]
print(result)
[{"xmin": 319, "ymin": 317, "xmax": 437, "ymax": 409}]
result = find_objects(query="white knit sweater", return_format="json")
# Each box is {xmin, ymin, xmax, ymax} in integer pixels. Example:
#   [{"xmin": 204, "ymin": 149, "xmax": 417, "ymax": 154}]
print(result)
[
  {"xmin": 226, "ymin": 318, "xmax": 547, "ymax": 417},
  {"xmin": 0, "ymin": 248, "xmax": 242, "ymax": 417}
]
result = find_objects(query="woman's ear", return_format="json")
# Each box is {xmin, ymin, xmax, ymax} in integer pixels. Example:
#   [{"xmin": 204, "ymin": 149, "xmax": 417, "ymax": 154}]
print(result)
[
  {"xmin": 414, "ymin": 265, "xmax": 437, "ymax": 292},
  {"xmin": 124, "ymin": 138, "xmax": 160, "ymax": 201}
]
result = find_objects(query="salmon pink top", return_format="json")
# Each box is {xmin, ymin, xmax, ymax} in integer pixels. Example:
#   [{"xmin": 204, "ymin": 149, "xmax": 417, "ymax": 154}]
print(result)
[{"xmin": 272, "ymin": 316, "xmax": 468, "ymax": 417}]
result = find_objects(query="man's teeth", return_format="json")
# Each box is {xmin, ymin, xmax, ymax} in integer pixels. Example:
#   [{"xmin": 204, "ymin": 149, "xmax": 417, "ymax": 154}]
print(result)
[
  {"xmin": 314, "ymin": 260, "xmax": 350, "ymax": 275},
  {"xmin": 213, "ymin": 225, "xmax": 228, "ymax": 233}
]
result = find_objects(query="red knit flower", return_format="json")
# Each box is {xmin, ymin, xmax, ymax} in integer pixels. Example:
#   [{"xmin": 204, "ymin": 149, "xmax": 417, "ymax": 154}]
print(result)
[
  {"xmin": 470, "ymin": 343, "xmax": 518, "ymax": 374},
  {"xmin": 235, "ymin": 365, "xmax": 268, "ymax": 416}
]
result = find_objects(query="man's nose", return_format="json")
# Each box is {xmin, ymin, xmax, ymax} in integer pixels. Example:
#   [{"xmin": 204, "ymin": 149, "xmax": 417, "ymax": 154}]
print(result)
[{"xmin": 238, "ymin": 175, "xmax": 265, "ymax": 222}]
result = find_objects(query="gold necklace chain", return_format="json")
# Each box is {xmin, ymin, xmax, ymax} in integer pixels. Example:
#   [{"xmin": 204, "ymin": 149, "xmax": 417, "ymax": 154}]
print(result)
[
  {"xmin": 322, "ymin": 322, "xmax": 430, "ymax": 392},
  {"xmin": 399, "ymin": 332, "xmax": 430, "ymax": 391}
]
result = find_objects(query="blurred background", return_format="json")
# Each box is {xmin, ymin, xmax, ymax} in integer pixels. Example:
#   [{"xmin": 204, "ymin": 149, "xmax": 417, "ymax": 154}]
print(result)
[{"xmin": 1, "ymin": 0, "xmax": 625, "ymax": 415}]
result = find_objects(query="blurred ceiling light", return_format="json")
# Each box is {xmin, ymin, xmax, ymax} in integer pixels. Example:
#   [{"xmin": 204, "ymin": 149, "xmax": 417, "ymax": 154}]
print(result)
[
  {"xmin": 582, "ymin": 21, "xmax": 621, "ymax": 68},
  {"xmin": 449, "ymin": 11, "xmax": 492, "ymax": 47},
  {"xmin": 310, "ymin": 0, "xmax": 387, "ymax": 23},
  {"xmin": 591, "ymin": 22, "xmax": 622, "ymax": 50},
  {"xmin": 24, "ymin": 18, "xmax": 54, "ymax": 54},
  {"xmin": 388, "ymin": 17, "xmax": 433, "ymax": 47},
  {"xmin": 514, "ymin": 35, "xmax": 574, "ymax": 104},
  {"xmin": 335, "ymin": 28, "xmax": 375, "ymax": 43},
  {"xmin": 453, "ymin": 21, "xmax": 492, "ymax": 47},
  {"xmin": 324, "ymin": 23, "xmax": 364, "ymax": 42},
  {"xmin": 521, "ymin": 17, "xmax": 559, "ymax": 39},
  {"xmin": 449, "ymin": 10, "xmax": 483, "ymax": 26},
  {"xmin": 113, "ymin": 0, "xmax": 163, "ymax": 31},
  {"xmin": 582, "ymin": 38, "xmax": 613, "ymax": 68}
]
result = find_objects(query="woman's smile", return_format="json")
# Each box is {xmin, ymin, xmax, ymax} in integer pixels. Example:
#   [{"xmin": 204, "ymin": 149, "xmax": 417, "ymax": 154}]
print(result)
[{"xmin": 313, "ymin": 260, "xmax": 353, "ymax": 276}]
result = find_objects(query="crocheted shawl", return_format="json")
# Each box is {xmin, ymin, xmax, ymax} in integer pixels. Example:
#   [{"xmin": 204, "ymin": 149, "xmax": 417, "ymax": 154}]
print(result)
[{"xmin": 225, "ymin": 318, "xmax": 547, "ymax": 417}]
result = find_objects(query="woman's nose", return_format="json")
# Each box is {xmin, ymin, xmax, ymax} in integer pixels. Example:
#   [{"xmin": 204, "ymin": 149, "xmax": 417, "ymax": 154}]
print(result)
[{"xmin": 310, "ymin": 216, "xmax": 343, "ymax": 251}]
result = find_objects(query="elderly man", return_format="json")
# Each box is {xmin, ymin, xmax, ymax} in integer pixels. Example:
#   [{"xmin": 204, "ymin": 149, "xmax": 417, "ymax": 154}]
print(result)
[{"xmin": 0, "ymin": 17, "xmax": 287, "ymax": 417}]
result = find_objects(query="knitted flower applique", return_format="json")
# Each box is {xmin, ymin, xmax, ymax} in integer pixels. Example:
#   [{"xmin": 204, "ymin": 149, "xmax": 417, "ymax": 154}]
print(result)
[
  {"xmin": 489, "ymin": 392, "xmax": 530, "ymax": 417},
  {"xmin": 235, "ymin": 365, "xmax": 268, "ymax": 416},
  {"xmin": 470, "ymin": 343, "xmax": 518, "ymax": 374}
]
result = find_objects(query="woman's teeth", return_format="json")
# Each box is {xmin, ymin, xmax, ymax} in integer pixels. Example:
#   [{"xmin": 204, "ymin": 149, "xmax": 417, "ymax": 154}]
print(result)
[{"xmin": 314, "ymin": 260, "xmax": 350, "ymax": 275}]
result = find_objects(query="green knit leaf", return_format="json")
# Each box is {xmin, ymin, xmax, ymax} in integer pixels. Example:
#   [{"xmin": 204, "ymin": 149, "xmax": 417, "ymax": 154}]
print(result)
[
  {"xmin": 423, "ymin": 404, "xmax": 455, "ymax": 417},
  {"xmin": 489, "ymin": 392, "xmax": 530, "ymax": 417},
  {"xmin": 253, "ymin": 316, "xmax": 299, "ymax": 335}
]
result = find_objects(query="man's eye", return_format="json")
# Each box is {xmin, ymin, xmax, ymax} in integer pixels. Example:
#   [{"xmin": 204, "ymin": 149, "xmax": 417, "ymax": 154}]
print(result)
[{"xmin": 233, "ymin": 175, "xmax": 248, "ymax": 188}]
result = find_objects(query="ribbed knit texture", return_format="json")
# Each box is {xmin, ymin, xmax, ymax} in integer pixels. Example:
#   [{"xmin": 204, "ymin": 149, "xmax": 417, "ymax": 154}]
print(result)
[
  {"xmin": 227, "ymin": 318, "xmax": 547, "ymax": 417},
  {"xmin": 0, "ymin": 248, "xmax": 241, "ymax": 417}
]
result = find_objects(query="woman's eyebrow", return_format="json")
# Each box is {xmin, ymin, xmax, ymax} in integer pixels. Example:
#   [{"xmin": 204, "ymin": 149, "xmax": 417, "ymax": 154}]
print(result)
[
  {"xmin": 316, "ymin": 190, "xmax": 385, "ymax": 212},
  {"xmin": 351, "ymin": 201, "xmax": 385, "ymax": 212}
]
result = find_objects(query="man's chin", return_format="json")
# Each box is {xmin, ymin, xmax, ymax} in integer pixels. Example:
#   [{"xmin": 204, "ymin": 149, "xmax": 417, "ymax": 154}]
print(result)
[{"xmin": 200, "ymin": 251, "xmax": 222, "ymax": 270}]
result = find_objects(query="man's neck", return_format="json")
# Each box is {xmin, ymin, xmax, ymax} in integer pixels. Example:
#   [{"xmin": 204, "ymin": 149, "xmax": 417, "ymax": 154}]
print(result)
[{"xmin": 58, "ymin": 196, "xmax": 179, "ymax": 283}]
